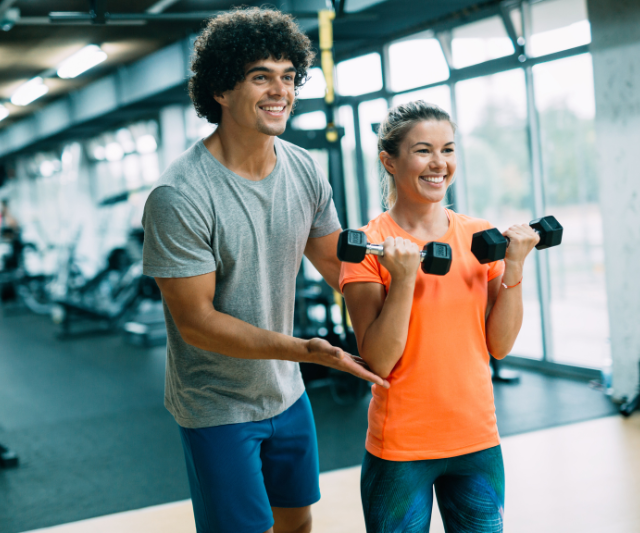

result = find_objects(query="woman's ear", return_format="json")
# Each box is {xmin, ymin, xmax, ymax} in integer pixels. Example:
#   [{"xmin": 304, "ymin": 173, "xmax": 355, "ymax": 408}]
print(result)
[{"xmin": 379, "ymin": 151, "xmax": 396, "ymax": 176}]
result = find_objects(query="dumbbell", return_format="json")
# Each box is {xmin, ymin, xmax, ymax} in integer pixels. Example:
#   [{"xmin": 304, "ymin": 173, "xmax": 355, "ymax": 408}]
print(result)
[
  {"xmin": 471, "ymin": 215, "xmax": 563, "ymax": 264},
  {"xmin": 337, "ymin": 229, "xmax": 452, "ymax": 275}
]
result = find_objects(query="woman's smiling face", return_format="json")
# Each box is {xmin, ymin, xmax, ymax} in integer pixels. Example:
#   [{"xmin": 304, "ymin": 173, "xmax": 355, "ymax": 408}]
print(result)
[{"xmin": 382, "ymin": 119, "xmax": 457, "ymax": 206}]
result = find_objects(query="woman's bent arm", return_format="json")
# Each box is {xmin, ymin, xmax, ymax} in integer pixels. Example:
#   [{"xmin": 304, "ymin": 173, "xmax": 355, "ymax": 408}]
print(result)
[
  {"xmin": 485, "ymin": 223, "xmax": 539, "ymax": 358},
  {"xmin": 344, "ymin": 278, "xmax": 415, "ymax": 378},
  {"xmin": 343, "ymin": 236, "xmax": 421, "ymax": 378}
]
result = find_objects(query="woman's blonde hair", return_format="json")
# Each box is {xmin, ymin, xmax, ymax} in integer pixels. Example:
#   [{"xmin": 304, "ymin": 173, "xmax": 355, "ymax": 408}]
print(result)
[{"xmin": 378, "ymin": 100, "xmax": 457, "ymax": 209}]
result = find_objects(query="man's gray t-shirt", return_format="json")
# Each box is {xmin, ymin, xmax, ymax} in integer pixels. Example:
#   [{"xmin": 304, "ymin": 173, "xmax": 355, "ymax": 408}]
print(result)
[{"xmin": 142, "ymin": 138, "xmax": 340, "ymax": 429}]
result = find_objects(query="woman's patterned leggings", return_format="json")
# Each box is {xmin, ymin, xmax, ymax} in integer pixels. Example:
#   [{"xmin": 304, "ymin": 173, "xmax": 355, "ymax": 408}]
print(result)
[{"xmin": 361, "ymin": 445, "xmax": 505, "ymax": 533}]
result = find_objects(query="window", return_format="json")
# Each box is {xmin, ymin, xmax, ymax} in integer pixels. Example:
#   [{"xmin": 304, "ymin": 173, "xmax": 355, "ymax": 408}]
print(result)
[
  {"xmin": 456, "ymin": 69, "xmax": 543, "ymax": 359},
  {"xmin": 392, "ymin": 85, "xmax": 452, "ymax": 115},
  {"xmin": 297, "ymin": 68, "xmax": 326, "ymax": 100},
  {"xmin": 291, "ymin": 111, "xmax": 327, "ymax": 131},
  {"xmin": 358, "ymin": 98, "xmax": 388, "ymax": 220},
  {"xmin": 533, "ymin": 54, "xmax": 608, "ymax": 368},
  {"xmin": 387, "ymin": 36, "xmax": 449, "ymax": 92},
  {"xmin": 452, "ymin": 16, "xmax": 514, "ymax": 69},
  {"xmin": 337, "ymin": 105, "xmax": 363, "ymax": 228},
  {"xmin": 336, "ymin": 53, "xmax": 383, "ymax": 97},
  {"xmin": 529, "ymin": 0, "xmax": 591, "ymax": 57}
]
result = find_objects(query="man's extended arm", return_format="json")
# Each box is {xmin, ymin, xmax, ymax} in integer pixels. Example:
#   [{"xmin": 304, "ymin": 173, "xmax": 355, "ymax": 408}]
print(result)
[{"xmin": 155, "ymin": 271, "xmax": 389, "ymax": 387}]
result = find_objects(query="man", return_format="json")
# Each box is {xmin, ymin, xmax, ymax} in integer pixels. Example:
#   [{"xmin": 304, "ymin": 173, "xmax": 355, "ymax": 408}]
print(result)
[{"xmin": 142, "ymin": 8, "xmax": 388, "ymax": 533}]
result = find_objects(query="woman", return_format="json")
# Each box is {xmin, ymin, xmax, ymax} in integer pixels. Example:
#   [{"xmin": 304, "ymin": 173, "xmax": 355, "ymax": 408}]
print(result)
[{"xmin": 340, "ymin": 100, "xmax": 539, "ymax": 532}]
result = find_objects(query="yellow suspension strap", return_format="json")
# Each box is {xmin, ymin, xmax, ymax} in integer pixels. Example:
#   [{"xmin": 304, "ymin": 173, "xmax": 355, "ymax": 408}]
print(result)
[
  {"xmin": 318, "ymin": 9, "xmax": 339, "ymax": 143},
  {"xmin": 318, "ymin": 9, "xmax": 335, "ymax": 104}
]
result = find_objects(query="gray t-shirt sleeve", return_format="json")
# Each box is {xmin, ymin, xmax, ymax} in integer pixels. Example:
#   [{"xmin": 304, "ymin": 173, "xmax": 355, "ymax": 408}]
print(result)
[
  {"xmin": 309, "ymin": 161, "xmax": 342, "ymax": 238},
  {"xmin": 142, "ymin": 185, "xmax": 217, "ymax": 278}
]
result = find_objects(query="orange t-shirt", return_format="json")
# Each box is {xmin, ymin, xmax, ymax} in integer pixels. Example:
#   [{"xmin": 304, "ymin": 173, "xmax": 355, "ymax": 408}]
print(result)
[{"xmin": 339, "ymin": 210, "xmax": 505, "ymax": 461}]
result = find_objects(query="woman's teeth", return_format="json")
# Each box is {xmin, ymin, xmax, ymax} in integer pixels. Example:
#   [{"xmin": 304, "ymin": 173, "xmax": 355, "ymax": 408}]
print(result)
[{"xmin": 421, "ymin": 176, "xmax": 445, "ymax": 183}]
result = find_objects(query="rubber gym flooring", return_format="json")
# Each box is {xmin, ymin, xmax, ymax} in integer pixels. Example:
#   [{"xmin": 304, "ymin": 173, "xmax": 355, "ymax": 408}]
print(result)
[{"xmin": 0, "ymin": 308, "xmax": 618, "ymax": 533}]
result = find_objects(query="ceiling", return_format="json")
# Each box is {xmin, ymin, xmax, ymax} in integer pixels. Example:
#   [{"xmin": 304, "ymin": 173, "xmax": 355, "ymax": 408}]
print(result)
[{"xmin": 0, "ymin": 0, "xmax": 503, "ymax": 131}]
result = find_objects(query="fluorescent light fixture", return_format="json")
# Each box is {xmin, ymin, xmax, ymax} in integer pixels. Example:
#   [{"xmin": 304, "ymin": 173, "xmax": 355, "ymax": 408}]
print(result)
[
  {"xmin": 57, "ymin": 45, "xmax": 108, "ymax": 79},
  {"xmin": 11, "ymin": 77, "xmax": 49, "ymax": 106},
  {"xmin": 0, "ymin": 104, "xmax": 8, "ymax": 122}
]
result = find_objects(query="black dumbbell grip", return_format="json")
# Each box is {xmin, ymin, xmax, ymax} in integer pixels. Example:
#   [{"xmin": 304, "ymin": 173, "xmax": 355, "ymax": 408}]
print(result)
[
  {"xmin": 365, "ymin": 244, "xmax": 427, "ymax": 262},
  {"xmin": 503, "ymin": 228, "xmax": 542, "ymax": 248}
]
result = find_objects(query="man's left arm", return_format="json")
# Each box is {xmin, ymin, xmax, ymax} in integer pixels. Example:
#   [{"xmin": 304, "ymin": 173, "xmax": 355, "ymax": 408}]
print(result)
[{"xmin": 304, "ymin": 229, "xmax": 341, "ymax": 292}]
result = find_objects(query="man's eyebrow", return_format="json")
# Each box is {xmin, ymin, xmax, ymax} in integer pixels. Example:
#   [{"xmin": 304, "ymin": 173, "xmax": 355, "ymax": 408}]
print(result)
[
  {"xmin": 411, "ymin": 141, "xmax": 456, "ymax": 148},
  {"xmin": 245, "ymin": 66, "xmax": 297, "ymax": 75}
]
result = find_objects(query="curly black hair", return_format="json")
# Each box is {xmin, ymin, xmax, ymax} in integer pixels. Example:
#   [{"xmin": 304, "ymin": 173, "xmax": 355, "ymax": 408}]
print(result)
[{"xmin": 188, "ymin": 7, "xmax": 315, "ymax": 125}]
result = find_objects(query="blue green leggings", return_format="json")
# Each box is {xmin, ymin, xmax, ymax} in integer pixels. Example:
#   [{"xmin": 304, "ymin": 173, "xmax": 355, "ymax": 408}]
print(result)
[{"xmin": 361, "ymin": 445, "xmax": 505, "ymax": 533}]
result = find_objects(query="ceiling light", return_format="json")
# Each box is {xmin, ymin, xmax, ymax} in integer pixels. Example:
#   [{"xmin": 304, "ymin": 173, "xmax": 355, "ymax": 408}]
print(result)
[
  {"xmin": 57, "ymin": 45, "xmax": 108, "ymax": 79},
  {"xmin": 11, "ymin": 78, "xmax": 49, "ymax": 106},
  {"xmin": 0, "ymin": 105, "xmax": 8, "ymax": 122}
]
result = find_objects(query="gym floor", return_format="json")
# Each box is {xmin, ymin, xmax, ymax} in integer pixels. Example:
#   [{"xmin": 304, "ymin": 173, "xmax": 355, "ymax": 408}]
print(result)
[{"xmin": 0, "ymin": 308, "xmax": 622, "ymax": 533}]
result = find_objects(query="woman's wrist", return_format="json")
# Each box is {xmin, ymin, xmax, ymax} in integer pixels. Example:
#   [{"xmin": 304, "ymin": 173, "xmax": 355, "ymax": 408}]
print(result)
[
  {"xmin": 389, "ymin": 276, "xmax": 416, "ymax": 292},
  {"xmin": 502, "ymin": 259, "xmax": 524, "ymax": 287}
]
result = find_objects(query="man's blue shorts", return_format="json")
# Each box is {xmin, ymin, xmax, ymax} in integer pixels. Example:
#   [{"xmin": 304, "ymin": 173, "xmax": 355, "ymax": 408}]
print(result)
[{"xmin": 179, "ymin": 392, "xmax": 321, "ymax": 533}]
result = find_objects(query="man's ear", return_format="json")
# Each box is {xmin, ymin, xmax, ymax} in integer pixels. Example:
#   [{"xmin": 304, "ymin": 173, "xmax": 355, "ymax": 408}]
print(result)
[
  {"xmin": 213, "ymin": 92, "xmax": 227, "ymax": 108},
  {"xmin": 379, "ymin": 151, "xmax": 396, "ymax": 176}
]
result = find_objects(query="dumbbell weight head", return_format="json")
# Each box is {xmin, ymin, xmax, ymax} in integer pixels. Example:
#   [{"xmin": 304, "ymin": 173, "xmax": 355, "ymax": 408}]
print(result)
[
  {"xmin": 530, "ymin": 215, "xmax": 563, "ymax": 250},
  {"xmin": 471, "ymin": 228, "xmax": 508, "ymax": 265},
  {"xmin": 337, "ymin": 229, "xmax": 368, "ymax": 263},
  {"xmin": 422, "ymin": 242, "xmax": 452, "ymax": 275}
]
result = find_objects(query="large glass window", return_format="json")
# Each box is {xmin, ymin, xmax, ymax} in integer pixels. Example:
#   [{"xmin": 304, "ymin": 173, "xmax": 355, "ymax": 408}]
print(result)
[
  {"xmin": 291, "ymin": 111, "xmax": 327, "ymax": 131},
  {"xmin": 533, "ymin": 54, "xmax": 608, "ymax": 368},
  {"xmin": 387, "ymin": 36, "xmax": 449, "ymax": 92},
  {"xmin": 337, "ymin": 105, "xmax": 363, "ymax": 229},
  {"xmin": 297, "ymin": 67, "xmax": 327, "ymax": 100},
  {"xmin": 392, "ymin": 85, "xmax": 452, "ymax": 114},
  {"xmin": 456, "ymin": 69, "xmax": 543, "ymax": 359},
  {"xmin": 336, "ymin": 53, "xmax": 383, "ymax": 97},
  {"xmin": 529, "ymin": 0, "xmax": 590, "ymax": 57},
  {"xmin": 452, "ymin": 16, "xmax": 514, "ymax": 69},
  {"xmin": 358, "ymin": 98, "xmax": 388, "ymax": 221}
]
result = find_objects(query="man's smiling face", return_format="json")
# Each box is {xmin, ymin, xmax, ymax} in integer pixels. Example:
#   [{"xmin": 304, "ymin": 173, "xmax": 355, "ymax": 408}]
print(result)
[{"xmin": 215, "ymin": 56, "xmax": 296, "ymax": 136}]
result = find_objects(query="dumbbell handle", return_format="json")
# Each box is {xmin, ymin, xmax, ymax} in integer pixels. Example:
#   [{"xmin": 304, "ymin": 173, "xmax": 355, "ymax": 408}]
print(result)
[
  {"xmin": 503, "ymin": 228, "xmax": 541, "ymax": 248},
  {"xmin": 363, "ymin": 243, "xmax": 427, "ymax": 262}
]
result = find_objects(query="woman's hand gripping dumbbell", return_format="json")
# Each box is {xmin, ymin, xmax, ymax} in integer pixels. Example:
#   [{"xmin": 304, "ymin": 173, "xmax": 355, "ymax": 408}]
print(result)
[
  {"xmin": 471, "ymin": 215, "xmax": 563, "ymax": 264},
  {"xmin": 337, "ymin": 229, "xmax": 452, "ymax": 275}
]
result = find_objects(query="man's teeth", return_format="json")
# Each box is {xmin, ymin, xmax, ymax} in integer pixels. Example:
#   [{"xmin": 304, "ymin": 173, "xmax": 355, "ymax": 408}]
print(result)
[
  {"xmin": 422, "ymin": 176, "xmax": 445, "ymax": 183},
  {"xmin": 262, "ymin": 106, "xmax": 284, "ymax": 111}
]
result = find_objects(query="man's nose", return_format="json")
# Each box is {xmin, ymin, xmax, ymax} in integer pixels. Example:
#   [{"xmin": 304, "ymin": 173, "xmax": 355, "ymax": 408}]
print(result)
[{"xmin": 269, "ymin": 78, "xmax": 288, "ymax": 97}]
